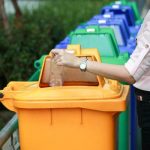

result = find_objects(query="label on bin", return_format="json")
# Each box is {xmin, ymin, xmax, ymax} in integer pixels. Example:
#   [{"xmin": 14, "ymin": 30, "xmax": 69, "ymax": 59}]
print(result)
[
  {"xmin": 98, "ymin": 20, "xmax": 107, "ymax": 24},
  {"xmin": 103, "ymin": 14, "xmax": 111, "ymax": 18},
  {"xmin": 86, "ymin": 28, "xmax": 95, "ymax": 32},
  {"xmin": 112, "ymin": 5, "xmax": 120, "ymax": 9}
]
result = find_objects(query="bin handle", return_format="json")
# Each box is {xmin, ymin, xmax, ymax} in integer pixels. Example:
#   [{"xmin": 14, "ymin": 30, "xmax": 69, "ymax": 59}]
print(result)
[
  {"xmin": 0, "ymin": 90, "xmax": 17, "ymax": 112},
  {"xmin": 0, "ymin": 90, "xmax": 4, "ymax": 101}
]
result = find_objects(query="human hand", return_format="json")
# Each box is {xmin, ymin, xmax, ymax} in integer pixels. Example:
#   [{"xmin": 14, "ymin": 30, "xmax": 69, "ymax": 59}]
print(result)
[{"xmin": 51, "ymin": 49, "xmax": 81, "ymax": 68}]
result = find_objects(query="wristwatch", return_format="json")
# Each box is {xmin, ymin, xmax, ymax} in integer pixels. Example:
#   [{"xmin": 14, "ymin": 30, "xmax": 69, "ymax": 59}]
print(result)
[{"xmin": 79, "ymin": 58, "xmax": 88, "ymax": 72}]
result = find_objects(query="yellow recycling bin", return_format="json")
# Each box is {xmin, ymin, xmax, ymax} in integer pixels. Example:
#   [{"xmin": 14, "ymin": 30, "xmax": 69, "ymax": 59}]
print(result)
[{"xmin": 0, "ymin": 45, "xmax": 129, "ymax": 150}]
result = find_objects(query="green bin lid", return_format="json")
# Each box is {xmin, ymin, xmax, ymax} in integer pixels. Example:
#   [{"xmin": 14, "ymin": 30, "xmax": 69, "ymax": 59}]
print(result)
[{"xmin": 70, "ymin": 26, "xmax": 120, "ymax": 57}]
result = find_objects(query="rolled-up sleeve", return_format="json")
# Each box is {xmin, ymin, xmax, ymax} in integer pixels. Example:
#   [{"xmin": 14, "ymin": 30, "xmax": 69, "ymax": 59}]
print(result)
[{"xmin": 125, "ymin": 31, "xmax": 150, "ymax": 81}]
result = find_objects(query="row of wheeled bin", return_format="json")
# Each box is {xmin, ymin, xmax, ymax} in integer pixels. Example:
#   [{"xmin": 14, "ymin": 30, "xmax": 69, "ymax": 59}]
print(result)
[
  {"xmin": 35, "ymin": 1, "xmax": 142, "ymax": 149},
  {"xmin": 0, "ymin": 0, "xmax": 143, "ymax": 150}
]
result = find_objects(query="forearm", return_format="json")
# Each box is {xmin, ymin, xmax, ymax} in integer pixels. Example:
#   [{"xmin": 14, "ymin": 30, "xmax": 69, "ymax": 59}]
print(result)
[
  {"xmin": 51, "ymin": 49, "xmax": 136, "ymax": 84},
  {"xmin": 86, "ymin": 60, "xmax": 136, "ymax": 84}
]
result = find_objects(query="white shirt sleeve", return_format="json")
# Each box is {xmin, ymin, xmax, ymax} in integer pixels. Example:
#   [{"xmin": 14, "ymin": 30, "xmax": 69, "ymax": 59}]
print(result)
[
  {"xmin": 125, "ymin": 31, "xmax": 150, "ymax": 81},
  {"xmin": 137, "ymin": 10, "xmax": 150, "ymax": 39}
]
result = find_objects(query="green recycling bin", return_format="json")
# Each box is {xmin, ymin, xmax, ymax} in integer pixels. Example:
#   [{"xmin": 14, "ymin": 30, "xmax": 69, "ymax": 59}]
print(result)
[
  {"xmin": 29, "ymin": 55, "xmax": 46, "ymax": 81},
  {"xmin": 70, "ymin": 26, "xmax": 119, "ymax": 57}
]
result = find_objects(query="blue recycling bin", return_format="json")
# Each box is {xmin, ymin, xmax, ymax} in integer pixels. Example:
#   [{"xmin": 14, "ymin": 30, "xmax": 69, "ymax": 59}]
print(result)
[
  {"xmin": 101, "ymin": 5, "xmax": 141, "ymax": 36},
  {"xmin": 101, "ymin": 5, "xmax": 135, "ymax": 26},
  {"xmin": 93, "ymin": 13, "xmax": 130, "ymax": 40},
  {"xmin": 87, "ymin": 17, "xmax": 128, "ymax": 46},
  {"xmin": 76, "ymin": 23, "xmax": 88, "ymax": 30},
  {"xmin": 55, "ymin": 43, "xmax": 68, "ymax": 49},
  {"xmin": 130, "ymin": 85, "xmax": 138, "ymax": 150}
]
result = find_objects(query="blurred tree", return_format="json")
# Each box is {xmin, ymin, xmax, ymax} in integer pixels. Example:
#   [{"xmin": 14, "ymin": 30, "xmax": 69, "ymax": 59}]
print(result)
[
  {"xmin": 11, "ymin": 0, "xmax": 22, "ymax": 28},
  {"xmin": 0, "ymin": 0, "xmax": 10, "ymax": 35},
  {"xmin": 11, "ymin": 0, "xmax": 22, "ymax": 19}
]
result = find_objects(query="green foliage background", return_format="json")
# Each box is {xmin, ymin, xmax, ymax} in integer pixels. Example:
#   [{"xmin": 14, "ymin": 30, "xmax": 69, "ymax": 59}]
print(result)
[{"xmin": 0, "ymin": 0, "xmax": 113, "ymax": 88}]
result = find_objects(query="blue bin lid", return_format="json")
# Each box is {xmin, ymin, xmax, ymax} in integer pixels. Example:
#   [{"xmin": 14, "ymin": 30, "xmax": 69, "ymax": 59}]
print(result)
[
  {"xmin": 76, "ymin": 24, "xmax": 88, "ymax": 30},
  {"xmin": 60, "ymin": 36, "xmax": 70, "ymax": 44},
  {"xmin": 92, "ymin": 13, "xmax": 130, "ymax": 39},
  {"xmin": 55, "ymin": 43, "xmax": 68, "ymax": 49},
  {"xmin": 54, "ymin": 36, "xmax": 70, "ymax": 49},
  {"xmin": 100, "ymin": 5, "xmax": 136, "ymax": 26},
  {"xmin": 85, "ymin": 18, "xmax": 128, "ymax": 47}
]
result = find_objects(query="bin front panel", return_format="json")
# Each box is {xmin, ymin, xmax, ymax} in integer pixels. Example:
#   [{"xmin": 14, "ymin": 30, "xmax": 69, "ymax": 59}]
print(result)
[{"xmin": 18, "ymin": 108, "xmax": 117, "ymax": 150}]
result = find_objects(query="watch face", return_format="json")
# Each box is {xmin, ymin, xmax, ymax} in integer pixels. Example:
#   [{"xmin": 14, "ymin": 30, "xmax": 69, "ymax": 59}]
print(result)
[{"xmin": 80, "ymin": 62, "xmax": 86, "ymax": 70}]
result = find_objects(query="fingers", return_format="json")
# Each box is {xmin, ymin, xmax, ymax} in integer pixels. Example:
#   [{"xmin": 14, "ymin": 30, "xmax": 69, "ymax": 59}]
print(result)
[
  {"xmin": 50, "ymin": 48, "xmax": 77, "ymax": 67},
  {"xmin": 53, "ymin": 54, "xmax": 60, "ymax": 62},
  {"xmin": 54, "ymin": 57, "xmax": 61, "ymax": 64},
  {"xmin": 51, "ymin": 49, "xmax": 66, "ymax": 65},
  {"xmin": 56, "ymin": 61, "xmax": 64, "ymax": 66},
  {"xmin": 52, "ymin": 53, "xmax": 63, "ymax": 66},
  {"xmin": 51, "ymin": 49, "xmax": 65, "ymax": 56},
  {"xmin": 53, "ymin": 57, "xmax": 64, "ymax": 66}
]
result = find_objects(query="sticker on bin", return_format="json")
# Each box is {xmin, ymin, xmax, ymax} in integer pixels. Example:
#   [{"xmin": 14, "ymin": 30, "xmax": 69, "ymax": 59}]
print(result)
[
  {"xmin": 86, "ymin": 28, "xmax": 96, "ymax": 32},
  {"xmin": 103, "ymin": 14, "xmax": 111, "ymax": 18},
  {"xmin": 112, "ymin": 5, "xmax": 120, "ymax": 9},
  {"xmin": 98, "ymin": 20, "xmax": 107, "ymax": 24}
]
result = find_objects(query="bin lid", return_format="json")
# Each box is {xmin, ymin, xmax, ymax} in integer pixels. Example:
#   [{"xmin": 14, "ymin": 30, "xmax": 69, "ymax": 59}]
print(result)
[
  {"xmin": 91, "ymin": 18, "xmax": 127, "ymax": 46},
  {"xmin": 70, "ymin": 26, "xmax": 119, "ymax": 57},
  {"xmin": 93, "ymin": 13, "xmax": 131, "ymax": 39},
  {"xmin": 1, "ymin": 45, "xmax": 129, "ymax": 112},
  {"xmin": 111, "ymin": 1, "xmax": 142, "ymax": 21},
  {"xmin": 101, "ymin": 5, "xmax": 135, "ymax": 26},
  {"xmin": 1, "ymin": 81, "xmax": 129, "ymax": 112}
]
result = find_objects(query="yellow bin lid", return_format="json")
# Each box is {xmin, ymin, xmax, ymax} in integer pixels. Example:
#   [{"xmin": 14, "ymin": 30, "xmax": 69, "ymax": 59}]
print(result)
[{"xmin": 0, "ymin": 45, "xmax": 129, "ymax": 112}]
